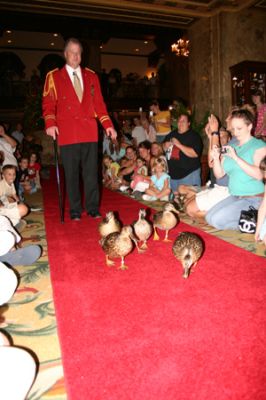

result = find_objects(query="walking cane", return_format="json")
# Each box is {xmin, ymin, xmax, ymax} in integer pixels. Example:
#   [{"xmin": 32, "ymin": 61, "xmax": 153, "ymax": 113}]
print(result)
[{"xmin": 53, "ymin": 137, "xmax": 64, "ymax": 223}]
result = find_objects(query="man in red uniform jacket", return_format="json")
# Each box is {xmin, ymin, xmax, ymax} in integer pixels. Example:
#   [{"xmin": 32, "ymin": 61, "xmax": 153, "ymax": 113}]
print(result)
[{"xmin": 42, "ymin": 37, "xmax": 116, "ymax": 220}]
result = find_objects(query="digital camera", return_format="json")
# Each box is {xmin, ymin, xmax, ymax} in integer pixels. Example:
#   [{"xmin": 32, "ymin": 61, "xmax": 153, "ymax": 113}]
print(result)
[{"xmin": 220, "ymin": 147, "xmax": 228, "ymax": 154}]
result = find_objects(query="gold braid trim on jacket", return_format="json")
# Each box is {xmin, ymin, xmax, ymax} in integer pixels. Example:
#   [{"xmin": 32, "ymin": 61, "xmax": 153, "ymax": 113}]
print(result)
[
  {"xmin": 99, "ymin": 116, "xmax": 110, "ymax": 123},
  {"xmin": 43, "ymin": 68, "xmax": 58, "ymax": 99},
  {"xmin": 85, "ymin": 67, "xmax": 95, "ymax": 74}
]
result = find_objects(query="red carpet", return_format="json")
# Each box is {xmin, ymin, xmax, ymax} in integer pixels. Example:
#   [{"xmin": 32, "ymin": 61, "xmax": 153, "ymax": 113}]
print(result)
[{"xmin": 43, "ymin": 172, "xmax": 266, "ymax": 400}]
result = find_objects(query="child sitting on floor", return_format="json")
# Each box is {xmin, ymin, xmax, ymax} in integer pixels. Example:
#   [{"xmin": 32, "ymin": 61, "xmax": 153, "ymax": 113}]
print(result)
[
  {"xmin": 142, "ymin": 157, "xmax": 171, "ymax": 201},
  {"xmin": 0, "ymin": 164, "xmax": 28, "ymax": 228},
  {"xmin": 28, "ymin": 152, "xmax": 41, "ymax": 190},
  {"xmin": 102, "ymin": 154, "xmax": 121, "ymax": 189},
  {"xmin": 17, "ymin": 156, "xmax": 36, "ymax": 201},
  {"xmin": 130, "ymin": 156, "xmax": 149, "ymax": 193}
]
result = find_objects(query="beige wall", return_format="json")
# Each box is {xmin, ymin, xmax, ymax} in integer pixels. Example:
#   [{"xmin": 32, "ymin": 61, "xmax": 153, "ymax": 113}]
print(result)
[{"xmin": 188, "ymin": 8, "xmax": 266, "ymax": 124}]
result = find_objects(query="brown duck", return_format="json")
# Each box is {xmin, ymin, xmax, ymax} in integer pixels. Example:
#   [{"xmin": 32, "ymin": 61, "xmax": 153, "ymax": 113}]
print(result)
[
  {"xmin": 98, "ymin": 211, "xmax": 121, "ymax": 239},
  {"xmin": 100, "ymin": 225, "xmax": 134, "ymax": 270},
  {"xmin": 152, "ymin": 202, "xmax": 179, "ymax": 242},
  {"xmin": 132, "ymin": 209, "xmax": 153, "ymax": 252},
  {"xmin": 172, "ymin": 232, "xmax": 204, "ymax": 278}
]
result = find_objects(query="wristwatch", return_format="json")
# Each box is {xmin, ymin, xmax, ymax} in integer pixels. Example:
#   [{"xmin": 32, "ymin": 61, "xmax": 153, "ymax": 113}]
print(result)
[{"xmin": 211, "ymin": 131, "xmax": 219, "ymax": 136}]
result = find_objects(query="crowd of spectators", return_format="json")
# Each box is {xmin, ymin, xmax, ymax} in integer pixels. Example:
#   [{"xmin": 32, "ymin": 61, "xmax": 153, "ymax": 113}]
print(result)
[{"xmin": 101, "ymin": 97, "xmax": 266, "ymax": 246}]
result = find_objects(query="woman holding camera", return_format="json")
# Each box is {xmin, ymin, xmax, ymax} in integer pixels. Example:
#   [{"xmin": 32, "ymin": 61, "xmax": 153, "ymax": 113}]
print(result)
[{"xmin": 205, "ymin": 109, "xmax": 266, "ymax": 230}]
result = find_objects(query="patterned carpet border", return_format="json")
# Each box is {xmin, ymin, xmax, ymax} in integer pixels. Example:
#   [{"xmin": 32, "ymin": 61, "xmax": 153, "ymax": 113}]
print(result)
[{"xmin": 0, "ymin": 190, "xmax": 67, "ymax": 400}]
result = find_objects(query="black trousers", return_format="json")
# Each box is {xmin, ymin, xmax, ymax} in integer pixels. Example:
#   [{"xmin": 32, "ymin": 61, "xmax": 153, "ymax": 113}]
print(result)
[{"xmin": 60, "ymin": 142, "xmax": 99, "ymax": 215}]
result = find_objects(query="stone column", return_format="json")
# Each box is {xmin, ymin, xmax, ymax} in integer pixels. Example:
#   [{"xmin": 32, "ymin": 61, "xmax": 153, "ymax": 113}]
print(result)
[{"xmin": 159, "ymin": 49, "xmax": 189, "ymax": 105}]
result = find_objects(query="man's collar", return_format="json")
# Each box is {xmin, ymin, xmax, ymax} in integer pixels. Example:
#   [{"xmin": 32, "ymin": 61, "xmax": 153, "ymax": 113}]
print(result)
[{"xmin": 66, "ymin": 64, "xmax": 81, "ymax": 74}]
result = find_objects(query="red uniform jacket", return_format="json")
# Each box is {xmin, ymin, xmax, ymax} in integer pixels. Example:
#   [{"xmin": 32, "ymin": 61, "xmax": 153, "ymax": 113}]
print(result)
[{"xmin": 42, "ymin": 66, "xmax": 113, "ymax": 146}]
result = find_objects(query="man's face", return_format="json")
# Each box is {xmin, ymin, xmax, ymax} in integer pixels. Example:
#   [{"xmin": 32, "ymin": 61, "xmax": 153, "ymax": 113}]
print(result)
[
  {"xmin": 177, "ymin": 115, "xmax": 190, "ymax": 134},
  {"xmin": 64, "ymin": 42, "xmax": 82, "ymax": 69}
]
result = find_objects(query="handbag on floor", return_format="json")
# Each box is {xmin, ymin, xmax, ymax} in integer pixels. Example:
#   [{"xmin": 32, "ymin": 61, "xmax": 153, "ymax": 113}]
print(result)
[{"xmin": 238, "ymin": 206, "xmax": 258, "ymax": 234}]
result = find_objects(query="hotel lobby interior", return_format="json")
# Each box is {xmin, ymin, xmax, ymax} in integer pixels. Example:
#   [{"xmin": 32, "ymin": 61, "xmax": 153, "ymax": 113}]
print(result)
[{"xmin": 0, "ymin": 1, "xmax": 266, "ymax": 400}]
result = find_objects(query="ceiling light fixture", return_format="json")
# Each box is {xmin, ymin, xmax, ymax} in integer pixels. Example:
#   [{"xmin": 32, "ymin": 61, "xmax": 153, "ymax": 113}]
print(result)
[{"xmin": 171, "ymin": 38, "xmax": 189, "ymax": 57}]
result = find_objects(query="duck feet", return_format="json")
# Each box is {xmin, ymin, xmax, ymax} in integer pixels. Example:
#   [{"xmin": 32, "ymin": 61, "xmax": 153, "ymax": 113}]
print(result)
[
  {"xmin": 106, "ymin": 256, "xmax": 115, "ymax": 267},
  {"xmin": 118, "ymin": 264, "xmax": 128, "ymax": 270},
  {"xmin": 153, "ymin": 228, "xmax": 160, "ymax": 241},
  {"xmin": 140, "ymin": 241, "xmax": 148, "ymax": 250},
  {"xmin": 118, "ymin": 257, "xmax": 128, "ymax": 270}
]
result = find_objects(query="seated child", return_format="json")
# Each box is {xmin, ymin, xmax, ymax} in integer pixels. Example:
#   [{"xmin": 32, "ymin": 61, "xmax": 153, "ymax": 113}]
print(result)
[
  {"xmin": 102, "ymin": 154, "xmax": 121, "ymax": 189},
  {"xmin": 0, "ymin": 164, "xmax": 28, "ymax": 227},
  {"xmin": 117, "ymin": 145, "xmax": 137, "ymax": 189},
  {"xmin": 142, "ymin": 157, "xmax": 171, "ymax": 201},
  {"xmin": 17, "ymin": 156, "xmax": 35, "ymax": 201},
  {"xmin": 28, "ymin": 152, "xmax": 41, "ymax": 190},
  {"xmin": 150, "ymin": 142, "xmax": 168, "ymax": 172},
  {"xmin": 130, "ymin": 156, "xmax": 149, "ymax": 192}
]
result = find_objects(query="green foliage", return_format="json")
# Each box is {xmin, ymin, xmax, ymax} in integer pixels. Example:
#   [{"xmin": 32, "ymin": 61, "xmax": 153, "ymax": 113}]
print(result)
[
  {"xmin": 190, "ymin": 108, "xmax": 211, "ymax": 137},
  {"xmin": 170, "ymin": 101, "xmax": 188, "ymax": 121},
  {"xmin": 23, "ymin": 89, "xmax": 44, "ymax": 132}
]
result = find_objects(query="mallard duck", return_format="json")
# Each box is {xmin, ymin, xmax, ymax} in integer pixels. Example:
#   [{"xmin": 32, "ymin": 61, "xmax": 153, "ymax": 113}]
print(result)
[
  {"xmin": 152, "ymin": 202, "xmax": 179, "ymax": 242},
  {"xmin": 98, "ymin": 211, "xmax": 121, "ymax": 238},
  {"xmin": 100, "ymin": 225, "xmax": 134, "ymax": 270},
  {"xmin": 132, "ymin": 209, "xmax": 152, "ymax": 252},
  {"xmin": 172, "ymin": 232, "xmax": 204, "ymax": 279}
]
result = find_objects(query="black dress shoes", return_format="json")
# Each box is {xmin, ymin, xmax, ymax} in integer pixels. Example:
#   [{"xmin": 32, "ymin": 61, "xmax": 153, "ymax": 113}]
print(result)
[{"xmin": 88, "ymin": 210, "xmax": 101, "ymax": 218}]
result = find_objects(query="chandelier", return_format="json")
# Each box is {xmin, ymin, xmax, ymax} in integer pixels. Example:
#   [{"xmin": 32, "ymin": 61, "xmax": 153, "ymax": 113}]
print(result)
[{"xmin": 171, "ymin": 38, "xmax": 189, "ymax": 57}]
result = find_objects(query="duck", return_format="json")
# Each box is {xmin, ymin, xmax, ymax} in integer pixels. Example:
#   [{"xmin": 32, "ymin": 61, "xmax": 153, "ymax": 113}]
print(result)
[
  {"xmin": 98, "ymin": 211, "xmax": 121, "ymax": 239},
  {"xmin": 152, "ymin": 202, "xmax": 179, "ymax": 242},
  {"xmin": 100, "ymin": 225, "xmax": 134, "ymax": 270},
  {"xmin": 172, "ymin": 231, "xmax": 204, "ymax": 279},
  {"xmin": 132, "ymin": 209, "xmax": 153, "ymax": 252}
]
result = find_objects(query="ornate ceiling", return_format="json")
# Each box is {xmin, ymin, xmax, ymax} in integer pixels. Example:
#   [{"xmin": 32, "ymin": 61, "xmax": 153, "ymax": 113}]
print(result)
[
  {"xmin": 0, "ymin": 0, "xmax": 265, "ymax": 52},
  {"xmin": 0, "ymin": 0, "xmax": 265, "ymax": 29}
]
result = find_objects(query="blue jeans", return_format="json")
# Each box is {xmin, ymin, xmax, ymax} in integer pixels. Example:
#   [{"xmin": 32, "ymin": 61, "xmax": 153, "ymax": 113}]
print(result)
[
  {"xmin": 170, "ymin": 168, "xmax": 201, "ymax": 192},
  {"xmin": 0, "ymin": 245, "xmax": 41, "ymax": 266},
  {"xmin": 206, "ymin": 195, "xmax": 263, "ymax": 230}
]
